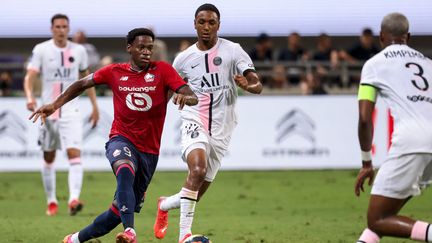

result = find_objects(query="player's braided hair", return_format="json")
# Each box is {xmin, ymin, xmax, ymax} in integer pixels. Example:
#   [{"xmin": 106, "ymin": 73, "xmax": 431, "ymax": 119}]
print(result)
[{"xmin": 126, "ymin": 28, "xmax": 155, "ymax": 45}]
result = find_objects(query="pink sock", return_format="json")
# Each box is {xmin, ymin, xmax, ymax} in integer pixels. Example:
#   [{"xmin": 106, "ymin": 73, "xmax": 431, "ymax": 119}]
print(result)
[
  {"xmin": 358, "ymin": 228, "xmax": 380, "ymax": 243},
  {"xmin": 411, "ymin": 221, "xmax": 429, "ymax": 241}
]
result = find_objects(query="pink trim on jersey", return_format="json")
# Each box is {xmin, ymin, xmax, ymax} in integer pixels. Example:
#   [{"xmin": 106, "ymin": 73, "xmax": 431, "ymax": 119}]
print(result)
[
  {"xmin": 51, "ymin": 82, "xmax": 61, "ymax": 119},
  {"xmin": 69, "ymin": 157, "xmax": 81, "ymax": 165},
  {"xmin": 207, "ymin": 48, "xmax": 220, "ymax": 73},
  {"xmin": 63, "ymin": 49, "xmax": 72, "ymax": 68},
  {"xmin": 115, "ymin": 164, "xmax": 135, "ymax": 176},
  {"xmin": 199, "ymin": 93, "xmax": 211, "ymax": 132}
]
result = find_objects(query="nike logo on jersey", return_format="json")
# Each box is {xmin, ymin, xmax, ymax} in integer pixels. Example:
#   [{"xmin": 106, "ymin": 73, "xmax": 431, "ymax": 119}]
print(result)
[
  {"xmin": 191, "ymin": 63, "xmax": 200, "ymax": 69},
  {"xmin": 120, "ymin": 76, "xmax": 129, "ymax": 81}
]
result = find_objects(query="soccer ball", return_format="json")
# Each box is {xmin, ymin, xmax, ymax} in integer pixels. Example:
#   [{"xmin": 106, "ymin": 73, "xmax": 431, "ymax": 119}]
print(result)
[{"xmin": 183, "ymin": 234, "xmax": 212, "ymax": 243}]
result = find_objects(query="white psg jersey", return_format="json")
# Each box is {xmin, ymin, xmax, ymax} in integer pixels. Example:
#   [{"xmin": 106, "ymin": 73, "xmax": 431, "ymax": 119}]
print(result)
[
  {"xmin": 360, "ymin": 44, "xmax": 432, "ymax": 155},
  {"xmin": 173, "ymin": 38, "xmax": 255, "ymax": 141},
  {"xmin": 27, "ymin": 39, "xmax": 88, "ymax": 119}
]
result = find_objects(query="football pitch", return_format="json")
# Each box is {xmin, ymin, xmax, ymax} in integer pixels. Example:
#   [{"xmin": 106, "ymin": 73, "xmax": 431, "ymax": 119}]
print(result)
[{"xmin": 1, "ymin": 170, "xmax": 430, "ymax": 243}]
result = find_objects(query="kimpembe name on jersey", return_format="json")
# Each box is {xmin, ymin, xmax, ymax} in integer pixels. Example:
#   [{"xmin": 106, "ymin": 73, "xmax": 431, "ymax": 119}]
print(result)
[{"xmin": 383, "ymin": 49, "xmax": 426, "ymax": 59}]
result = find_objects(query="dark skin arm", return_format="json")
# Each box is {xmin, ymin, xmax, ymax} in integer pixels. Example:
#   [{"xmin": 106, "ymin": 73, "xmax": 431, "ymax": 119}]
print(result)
[
  {"xmin": 172, "ymin": 85, "xmax": 198, "ymax": 110},
  {"xmin": 29, "ymin": 74, "xmax": 96, "ymax": 124},
  {"xmin": 355, "ymin": 99, "xmax": 375, "ymax": 196},
  {"xmin": 234, "ymin": 71, "xmax": 263, "ymax": 94}
]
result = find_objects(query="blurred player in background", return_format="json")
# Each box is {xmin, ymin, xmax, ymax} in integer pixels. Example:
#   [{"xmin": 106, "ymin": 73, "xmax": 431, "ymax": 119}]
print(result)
[
  {"xmin": 355, "ymin": 13, "xmax": 432, "ymax": 243},
  {"xmin": 30, "ymin": 27, "xmax": 198, "ymax": 243},
  {"xmin": 23, "ymin": 13, "xmax": 99, "ymax": 217},
  {"xmin": 154, "ymin": 3, "xmax": 263, "ymax": 242}
]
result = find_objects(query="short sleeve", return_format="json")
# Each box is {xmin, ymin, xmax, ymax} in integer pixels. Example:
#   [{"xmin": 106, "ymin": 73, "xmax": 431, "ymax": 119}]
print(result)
[
  {"xmin": 79, "ymin": 45, "xmax": 89, "ymax": 71},
  {"xmin": 161, "ymin": 62, "xmax": 187, "ymax": 92},
  {"xmin": 27, "ymin": 45, "xmax": 42, "ymax": 72},
  {"xmin": 360, "ymin": 60, "xmax": 379, "ymax": 88},
  {"xmin": 233, "ymin": 43, "xmax": 255, "ymax": 75},
  {"xmin": 92, "ymin": 64, "xmax": 113, "ymax": 85}
]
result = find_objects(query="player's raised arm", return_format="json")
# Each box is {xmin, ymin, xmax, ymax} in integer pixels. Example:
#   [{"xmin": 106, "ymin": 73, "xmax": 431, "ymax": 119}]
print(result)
[
  {"xmin": 172, "ymin": 85, "xmax": 198, "ymax": 110},
  {"xmin": 29, "ymin": 74, "xmax": 96, "ymax": 124}
]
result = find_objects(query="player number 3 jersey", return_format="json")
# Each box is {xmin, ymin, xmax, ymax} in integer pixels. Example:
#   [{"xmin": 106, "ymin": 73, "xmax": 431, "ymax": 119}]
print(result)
[{"xmin": 360, "ymin": 44, "xmax": 432, "ymax": 156}]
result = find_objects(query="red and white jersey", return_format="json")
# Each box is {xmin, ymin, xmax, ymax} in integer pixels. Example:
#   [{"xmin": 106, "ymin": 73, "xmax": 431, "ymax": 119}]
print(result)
[
  {"xmin": 173, "ymin": 38, "xmax": 255, "ymax": 141},
  {"xmin": 27, "ymin": 39, "xmax": 88, "ymax": 119},
  {"xmin": 92, "ymin": 62, "xmax": 186, "ymax": 154},
  {"xmin": 360, "ymin": 44, "xmax": 432, "ymax": 156}
]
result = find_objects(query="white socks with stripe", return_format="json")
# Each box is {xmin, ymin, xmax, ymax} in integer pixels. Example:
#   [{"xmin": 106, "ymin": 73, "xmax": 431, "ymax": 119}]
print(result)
[
  {"xmin": 179, "ymin": 187, "xmax": 198, "ymax": 242},
  {"xmin": 68, "ymin": 157, "xmax": 83, "ymax": 203},
  {"xmin": 41, "ymin": 162, "xmax": 57, "ymax": 204}
]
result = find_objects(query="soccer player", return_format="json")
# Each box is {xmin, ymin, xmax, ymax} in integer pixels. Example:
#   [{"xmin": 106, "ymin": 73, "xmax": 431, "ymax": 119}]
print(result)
[
  {"xmin": 30, "ymin": 27, "xmax": 198, "ymax": 243},
  {"xmin": 355, "ymin": 13, "xmax": 432, "ymax": 243},
  {"xmin": 23, "ymin": 13, "xmax": 99, "ymax": 216},
  {"xmin": 153, "ymin": 4, "xmax": 263, "ymax": 242}
]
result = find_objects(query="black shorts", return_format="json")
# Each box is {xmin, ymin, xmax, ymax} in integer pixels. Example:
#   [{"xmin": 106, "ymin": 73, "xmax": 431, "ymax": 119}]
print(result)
[{"xmin": 105, "ymin": 135, "xmax": 158, "ymax": 212}]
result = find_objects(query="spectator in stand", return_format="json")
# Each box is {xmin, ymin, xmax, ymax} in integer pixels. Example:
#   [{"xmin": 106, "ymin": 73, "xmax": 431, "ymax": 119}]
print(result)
[
  {"xmin": 278, "ymin": 32, "xmax": 309, "ymax": 61},
  {"xmin": 312, "ymin": 33, "xmax": 340, "ymax": 87},
  {"xmin": 249, "ymin": 33, "xmax": 273, "ymax": 62},
  {"xmin": 269, "ymin": 64, "xmax": 289, "ymax": 89},
  {"xmin": 73, "ymin": 30, "xmax": 101, "ymax": 72},
  {"xmin": 0, "ymin": 71, "xmax": 13, "ymax": 96},
  {"xmin": 339, "ymin": 28, "xmax": 380, "ymax": 64},
  {"xmin": 299, "ymin": 71, "xmax": 327, "ymax": 95}
]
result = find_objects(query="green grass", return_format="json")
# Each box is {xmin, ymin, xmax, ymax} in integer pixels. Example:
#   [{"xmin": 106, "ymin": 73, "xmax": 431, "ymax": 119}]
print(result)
[{"xmin": 0, "ymin": 170, "xmax": 431, "ymax": 243}]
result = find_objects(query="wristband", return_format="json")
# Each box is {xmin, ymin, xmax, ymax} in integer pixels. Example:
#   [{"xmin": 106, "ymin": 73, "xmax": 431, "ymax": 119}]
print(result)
[{"xmin": 361, "ymin": 150, "xmax": 372, "ymax": 161}]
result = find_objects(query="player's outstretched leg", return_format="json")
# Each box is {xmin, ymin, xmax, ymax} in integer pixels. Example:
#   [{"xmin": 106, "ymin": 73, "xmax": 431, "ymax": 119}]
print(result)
[
  {"xmin": 154, "ymin": 197, "xmax": 169, "ymax": 239},
  {"xmin": 64, "ymin": 205, "xmax": 122, "ymax": 242}
]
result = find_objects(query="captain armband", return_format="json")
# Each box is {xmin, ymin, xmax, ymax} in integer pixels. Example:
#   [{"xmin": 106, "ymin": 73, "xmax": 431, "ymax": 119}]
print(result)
[{"xmin": 358, "ymin": 84, "xmax": 377, "ymax": 103}]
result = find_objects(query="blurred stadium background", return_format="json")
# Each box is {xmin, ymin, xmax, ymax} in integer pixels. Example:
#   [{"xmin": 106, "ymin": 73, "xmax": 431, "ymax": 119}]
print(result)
[{"xmin": 1, "ymin": 0, "xmax": 432, "ymax": 242}]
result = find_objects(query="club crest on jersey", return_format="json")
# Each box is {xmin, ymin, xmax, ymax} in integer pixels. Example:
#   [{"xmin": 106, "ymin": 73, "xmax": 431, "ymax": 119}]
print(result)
[
  {"xmin": 213, "ymin": 56, "xmax": 222, "ymax": 66},
  {"xmin": 144, "ymin": 73, "xmax": 155, "ymax": 82}
]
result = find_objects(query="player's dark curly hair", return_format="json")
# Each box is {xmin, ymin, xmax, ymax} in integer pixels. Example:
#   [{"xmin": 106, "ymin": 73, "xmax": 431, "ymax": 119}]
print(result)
[
  {"xmin": 126, "ymin": 28, "xmax": 155, "ymax": 45},
  {"xmin": 195, "ymin": 3, "xmax": 220, "ymax": 20},
  {"xmin": 51, "ymin": 13, "xmax": 69, "ymax": 25}
]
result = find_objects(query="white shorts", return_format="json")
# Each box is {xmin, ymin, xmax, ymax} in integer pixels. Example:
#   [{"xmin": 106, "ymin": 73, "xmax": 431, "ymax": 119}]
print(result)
[
  {"xmin": 38, "ymin": 117, "xmax": 83, "ymax": 151},
  {"xmin": 371, "ymin": 153, "xmax": 432, "ymax": 199},
  {"xmin": 181, "ymin": 120, "xmax": 231, "ymax": 182}
]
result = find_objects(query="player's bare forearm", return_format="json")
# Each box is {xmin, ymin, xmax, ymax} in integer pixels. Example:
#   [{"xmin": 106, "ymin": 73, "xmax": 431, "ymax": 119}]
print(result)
[
  {"xmin": 23, "ymin": 70, "xmax": 39, "ymax": 110},
  {"xmin": 177, "ymin": 85, "xmax": 198, "ymax": 106},
  {"xmin": 358, "ymin": 100, "xmax": 375, "ymax": 152},
  {"xmin": 237, "ymin": 72, "xmax": 263, "ymax": 94}
]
